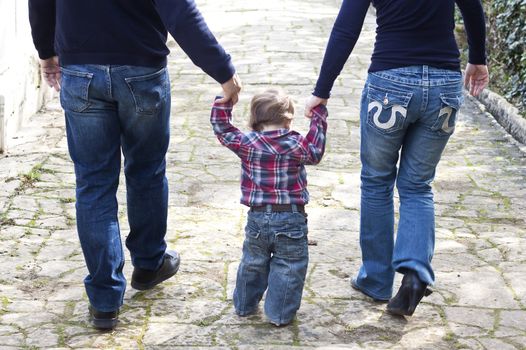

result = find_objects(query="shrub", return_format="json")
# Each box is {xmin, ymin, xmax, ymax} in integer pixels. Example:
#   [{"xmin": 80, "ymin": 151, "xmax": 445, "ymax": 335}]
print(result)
[{"xmin": 458, "ymin": 0, "xmax": 526, "ymax": 116}]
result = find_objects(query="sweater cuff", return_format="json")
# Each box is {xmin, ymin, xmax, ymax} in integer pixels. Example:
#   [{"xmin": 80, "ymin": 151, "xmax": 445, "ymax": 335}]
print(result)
[
  {"xmin": 208, "ymin": 58, "xmax": 236, "ymax": 84},
  {"xmin": 312, "ymin": 82, "xmax": 331, "ymax": 99},
  {"xmin": 468, "ymin": 51, "xmax": 487, "ymax": 65},
  {"xmin": 37, "ymin": 47, "xmax": 56, "ymax": 60}
]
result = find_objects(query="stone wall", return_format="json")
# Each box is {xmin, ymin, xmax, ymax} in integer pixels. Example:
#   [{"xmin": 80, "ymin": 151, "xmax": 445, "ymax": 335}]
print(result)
[{"xmin": 0, "ymin": 0, "xmax": 52, "ymax": 153}]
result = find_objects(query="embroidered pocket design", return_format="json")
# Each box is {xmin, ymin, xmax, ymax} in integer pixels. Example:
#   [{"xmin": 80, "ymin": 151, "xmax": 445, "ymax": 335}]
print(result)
[
  {"xmin": 368, "ymin": 101, "xmax": 408, "ymax": 130},
  {"xmin": 366, "ymin": 85, "xmax": 413, "ymax": 134},
  {"xmin": 431, "ymin": 92, "xmax": 464, "ymax": 135}
]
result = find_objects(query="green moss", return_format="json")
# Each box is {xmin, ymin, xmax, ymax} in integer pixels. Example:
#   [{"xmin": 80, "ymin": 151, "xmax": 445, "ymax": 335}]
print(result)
[
  {"xmin": 1, "ymin": 296, "xmax": 11, "ymax": 309},
  {"xmin": 24, "ymin": 164, "xmax": 43, "ymax": 183},
  {"xmin": 59, "ymin": 197, "xmax": 76, "ymax": 204},
  {"xmin": 443, "ymin": 332, "xmax": 455, "ymax": 341},
  {"xmin": 56, "ymin": 324, "xmax": 66, "ymax": 347},
  {"xmin": 136, "ymin": 302, "xmax": 152, "ymax": 350}
]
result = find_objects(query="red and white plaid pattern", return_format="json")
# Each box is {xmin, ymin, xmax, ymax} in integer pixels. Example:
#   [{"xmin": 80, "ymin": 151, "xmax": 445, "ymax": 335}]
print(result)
[{"xmin": 210, "ymin": 100, "xmax": 328, "ymax": 206}]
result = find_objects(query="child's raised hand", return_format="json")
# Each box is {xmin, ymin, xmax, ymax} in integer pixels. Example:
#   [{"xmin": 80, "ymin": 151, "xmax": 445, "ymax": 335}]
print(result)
[{"xmin": 304, "ymin": 95, "xmax": 328, "ymax": 118}]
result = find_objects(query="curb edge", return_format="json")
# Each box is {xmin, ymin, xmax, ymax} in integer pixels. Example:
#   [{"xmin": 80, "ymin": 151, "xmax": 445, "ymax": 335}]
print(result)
[{"xmin": 474, "ymin": 89, "xmax": 526, "ymax": 145}]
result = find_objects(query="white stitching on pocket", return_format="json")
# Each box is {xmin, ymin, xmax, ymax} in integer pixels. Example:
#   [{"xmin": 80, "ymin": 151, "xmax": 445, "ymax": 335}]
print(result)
[
  {"xmin": 438, "ymin": 106, "xmax": 454, "ymax": 133},
  {"xmin": 368, "ymin": 101, "xmax": 408, "ymax": 130}
]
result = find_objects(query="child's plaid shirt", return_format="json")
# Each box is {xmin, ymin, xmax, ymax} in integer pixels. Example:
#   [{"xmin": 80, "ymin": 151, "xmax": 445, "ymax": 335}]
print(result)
[{"xmin": 210, "ymin": 100, "xmax": 328, "ymax": 207}]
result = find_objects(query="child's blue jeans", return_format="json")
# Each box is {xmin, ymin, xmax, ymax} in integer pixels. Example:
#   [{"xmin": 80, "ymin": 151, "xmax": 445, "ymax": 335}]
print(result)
[{"xmin": 233, "ymin": 205, "xmax": 309, "ymax": 325}]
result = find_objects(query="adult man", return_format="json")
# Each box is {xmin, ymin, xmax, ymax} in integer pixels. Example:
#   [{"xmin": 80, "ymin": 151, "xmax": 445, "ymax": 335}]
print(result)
[{"xmin": 28, "ymin": 0, "xmax": 241, "ymax": 330}]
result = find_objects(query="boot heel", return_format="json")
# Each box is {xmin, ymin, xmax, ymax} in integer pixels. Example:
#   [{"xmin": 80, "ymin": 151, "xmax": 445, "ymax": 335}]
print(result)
[
  {"xmin": 387, "ymin": 271, "xmax": 430, "ymax": 316},
  {"xmin": 406, "ymin": 288, "xmax": 423, "ymax": 316}
]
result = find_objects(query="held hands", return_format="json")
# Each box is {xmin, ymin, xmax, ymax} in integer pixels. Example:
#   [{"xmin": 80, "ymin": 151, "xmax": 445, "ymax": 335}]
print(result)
[
  {"xmin": 304, "ymin": 95, "xmax": 328, "ymax": 118},
  {"xmin": 216, "ymin": 73, "xmax": 242, "ymax": 105},
  {"xmin": 464, "ymin": 63, "xmax": 489, "ymax": 97},
  {"xmin": 40, "ymin": 56, "xmax": 61, "ymax": 92}
]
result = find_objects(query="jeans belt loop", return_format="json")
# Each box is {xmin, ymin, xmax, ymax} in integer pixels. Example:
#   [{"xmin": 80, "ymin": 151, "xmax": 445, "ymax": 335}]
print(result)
[{"xmin": 265, "ymin": 204, "xmax": 272, "ymax": 214}]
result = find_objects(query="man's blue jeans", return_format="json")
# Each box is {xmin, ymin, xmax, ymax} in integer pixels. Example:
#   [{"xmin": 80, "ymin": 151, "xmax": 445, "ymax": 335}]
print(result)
[
  {"xmin": 60, "ymin": 64, "xmax": 171, "ymax": 312},
  {"xmin": 354, "ymin": 66, "xmax": 464, "ymax": 300},
  {"xmin": 233, "ymin": 206, "xmax": 309, "ymax": 325}
]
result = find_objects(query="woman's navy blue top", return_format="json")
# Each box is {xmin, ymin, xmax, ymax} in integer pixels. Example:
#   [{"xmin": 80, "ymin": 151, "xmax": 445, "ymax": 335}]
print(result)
[
  {"xmin": 314, "ymin": 0, "xmax": 487, "ymax": 98},
  {"xmin": 28, "ymin": 0, "xmax": 235, "ymax": 84}
]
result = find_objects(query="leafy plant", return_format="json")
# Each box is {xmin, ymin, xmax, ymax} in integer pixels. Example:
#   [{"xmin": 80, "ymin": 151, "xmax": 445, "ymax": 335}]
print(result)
[{"xmin": 458, "ymin": 0, "xmax": 526, "ymax": 116}]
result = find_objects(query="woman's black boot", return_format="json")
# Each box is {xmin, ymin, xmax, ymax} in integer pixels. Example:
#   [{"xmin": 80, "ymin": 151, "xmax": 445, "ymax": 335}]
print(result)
[{"xmin": 386, "ymin": 271, "xmax": 432, "ymax": 316}]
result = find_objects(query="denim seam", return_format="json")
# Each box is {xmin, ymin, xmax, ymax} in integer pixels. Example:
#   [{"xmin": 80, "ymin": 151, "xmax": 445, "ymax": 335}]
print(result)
[
  {"xmin": 277, "ymin": 257, "xmax": 292, "ymax": 325},
  {"xmin": 240, "ymin": 264, "xmax": 248, "ymax": 314},
  {"xmin": 420, "ymin": 87, "xmax": 429, "ymax": 113},
  {"xmin": 106, "ymin": 66, "xmax": 112, "ymax": 99}
]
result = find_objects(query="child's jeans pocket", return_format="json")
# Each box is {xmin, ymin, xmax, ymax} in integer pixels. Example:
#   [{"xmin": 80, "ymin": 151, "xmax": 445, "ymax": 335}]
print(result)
[{"xmin": 274, "ymin": 227, "xmax": 308, "ymax": 259}]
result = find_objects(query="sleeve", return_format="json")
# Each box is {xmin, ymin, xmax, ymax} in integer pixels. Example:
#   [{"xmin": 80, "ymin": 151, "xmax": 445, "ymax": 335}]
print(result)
[
  {"xmin": 153, "ymin": 0, "xmax": 235, "ymax": 84},
  {"xmin": 313, "ymin": 0, "xmax": 371, "ymax": 99},
  {"xmin": 302, "ymin": 105, "xmax": 329, "ymax": 165},
  {"xmin": 455, "ymin": 0, "xmax": 487, "ymax": 65},
  {"xmin": 210, "ymin": 99, "xmax": 244, "ymax": 154},
  {"xmin": 28, "ymin": 0, "xmax": 57, "ymax": 59}
]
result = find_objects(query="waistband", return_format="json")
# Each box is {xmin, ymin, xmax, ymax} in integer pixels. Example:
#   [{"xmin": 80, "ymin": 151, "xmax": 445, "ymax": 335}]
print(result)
[
  {"xmin": 369, "ymin": 65, "xmax": 463, "ymax": 87},
  {"xmin": 250, "ymin": 204, "xmax": 305, "ymax": 214}
]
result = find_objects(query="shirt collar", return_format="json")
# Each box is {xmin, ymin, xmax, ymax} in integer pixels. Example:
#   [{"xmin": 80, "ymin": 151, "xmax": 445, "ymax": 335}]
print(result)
[{"xmin": 259, "ymin": 128, "xmax": 291, "ymax": 137}]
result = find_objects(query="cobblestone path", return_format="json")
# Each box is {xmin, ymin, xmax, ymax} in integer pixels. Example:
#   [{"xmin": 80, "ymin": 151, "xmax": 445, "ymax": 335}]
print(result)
[{"xmin": 0, "ymin": 0, "xmax": 525, "ymax": 349}]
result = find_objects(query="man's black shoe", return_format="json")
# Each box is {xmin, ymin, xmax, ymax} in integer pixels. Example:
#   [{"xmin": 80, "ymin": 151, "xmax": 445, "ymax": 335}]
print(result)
[
  {"xmin": 89, "ymin": 305, "xmax": 119, "ymax": 330},
  {"xmin": 131, "ymin": 250, "xmax": 181, "ymax": 290}
]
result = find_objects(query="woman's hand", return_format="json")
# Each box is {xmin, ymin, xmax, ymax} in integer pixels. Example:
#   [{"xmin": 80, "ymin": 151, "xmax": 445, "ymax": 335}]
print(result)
[
  {"xmin": 304, "ymin": 95, "xmax": 328, "ymax": 118},
  {"xmin": 464, "ymin": 63, "xmax": 489, "ymax": 97}
]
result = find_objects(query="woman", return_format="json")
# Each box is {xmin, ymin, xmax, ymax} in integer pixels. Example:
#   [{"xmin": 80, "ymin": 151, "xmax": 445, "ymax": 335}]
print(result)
[{"xmin": 305, "ymin": 0, "xmax": 489, "ymax": 315}]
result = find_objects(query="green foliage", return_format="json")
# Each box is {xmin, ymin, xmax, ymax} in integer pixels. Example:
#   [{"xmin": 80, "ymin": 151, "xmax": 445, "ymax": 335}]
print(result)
[
  {"xmin": 483, "ymin": 0, "xmax": 525, "ymax": 114},
  {"xmin": 458, "ymin": 0, "xmax": 526, "ymax": 116}
]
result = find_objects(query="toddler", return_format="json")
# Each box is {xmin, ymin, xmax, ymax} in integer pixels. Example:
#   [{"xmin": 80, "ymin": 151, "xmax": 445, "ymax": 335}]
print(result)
[{"xmin": 210, "ymin": 89, "xmax": 328, "ymax": 326}]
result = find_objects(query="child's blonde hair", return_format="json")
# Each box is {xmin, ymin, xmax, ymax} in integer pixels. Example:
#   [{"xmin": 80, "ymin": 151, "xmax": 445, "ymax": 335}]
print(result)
[{"xmin": 249, "ymin": 89, "xmax": 295, "ymax": 131}]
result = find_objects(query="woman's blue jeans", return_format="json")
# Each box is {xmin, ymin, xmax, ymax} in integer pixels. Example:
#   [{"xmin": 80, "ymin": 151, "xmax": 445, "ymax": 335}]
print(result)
[
  {"xmin": 354, "ymin": 65, "xmax": 464, "ymax": 300},
  {"xmin": 60, "ymin": 64, "xmax": 171, "ymax": 311}
]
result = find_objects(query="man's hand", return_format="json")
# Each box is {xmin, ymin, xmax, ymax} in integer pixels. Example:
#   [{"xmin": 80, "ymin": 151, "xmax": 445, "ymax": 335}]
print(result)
[
  {"xmin": 464, "ymin": 63, "xmax": 489, "ymax": 97},
  {"xmin": 304, "ymin": 95, "xmax": 328, "ymax": 118},
  {"xmin": 216, "ymin": 74, "xmax": 242, "ymax": 105},
  {"xmin": 40, "ymin": 56, "xmax": 61, "ymax": 92}
]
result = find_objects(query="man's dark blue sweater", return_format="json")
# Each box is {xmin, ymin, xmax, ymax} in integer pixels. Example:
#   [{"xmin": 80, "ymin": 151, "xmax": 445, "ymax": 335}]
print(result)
[
  {"xmin": 28, "ymin": 0, "xmax": 235, "ymax": 84},
  {"xmin": 314, "ymin": 0, "xmax": 487, "ymax": 98}
]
